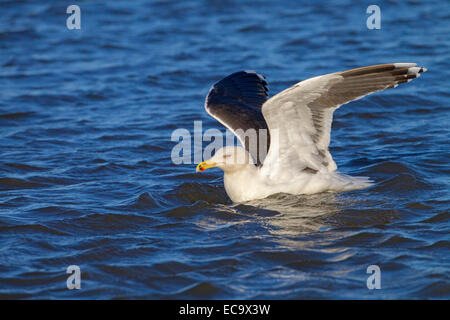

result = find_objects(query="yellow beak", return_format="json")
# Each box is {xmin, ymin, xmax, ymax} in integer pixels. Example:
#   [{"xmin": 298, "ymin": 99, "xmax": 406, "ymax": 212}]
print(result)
[{"xmin": 196, "ymin": 161, "xmax": 217, "ymax": 172}]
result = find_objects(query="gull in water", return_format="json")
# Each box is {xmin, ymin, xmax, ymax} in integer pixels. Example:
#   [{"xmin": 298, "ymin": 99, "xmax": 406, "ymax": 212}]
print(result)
[{"xmin": 196, "ymin": 63, "xmax": 427, "ymax": 202}]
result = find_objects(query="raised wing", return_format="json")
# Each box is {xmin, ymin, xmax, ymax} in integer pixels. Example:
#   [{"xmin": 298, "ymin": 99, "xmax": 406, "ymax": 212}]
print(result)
[
  {"xmin": 205, "ymin": 70, "xmax": 270, "ymax": 165},
  {"xmin": 261, "ymin": 63, "xmax": 427, "ymax": 179}
]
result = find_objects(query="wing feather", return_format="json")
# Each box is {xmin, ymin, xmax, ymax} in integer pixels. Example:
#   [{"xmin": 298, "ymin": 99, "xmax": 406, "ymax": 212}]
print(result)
[
  {"xmin": 261, "ymin": 63, "xmax": 427, "ymax": 179},
  {"xmin": 205, "ymin": 70, "xmax": 270, "ymax": 165}
]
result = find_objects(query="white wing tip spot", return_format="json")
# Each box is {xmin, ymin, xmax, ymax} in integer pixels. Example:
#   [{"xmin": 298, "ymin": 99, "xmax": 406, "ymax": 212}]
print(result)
[
  {"xmin": 408, "ymin": 66, "xmax": 427, "ymax": 74},
  {"xmin": 394, "ymin": 63, "xmax": 417, "ymax": 68}
]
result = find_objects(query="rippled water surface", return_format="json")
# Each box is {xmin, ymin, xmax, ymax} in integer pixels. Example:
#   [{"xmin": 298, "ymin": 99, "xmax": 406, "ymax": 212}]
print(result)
[{"xmin": 0, "ymin": 0, "xmax": 449, "ymax": 299}]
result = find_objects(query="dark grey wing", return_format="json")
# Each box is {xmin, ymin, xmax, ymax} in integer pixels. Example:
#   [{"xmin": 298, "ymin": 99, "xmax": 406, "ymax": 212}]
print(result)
[{"xmin": 205, "ymin": 70, "xmax": 270, "ymax": 165}]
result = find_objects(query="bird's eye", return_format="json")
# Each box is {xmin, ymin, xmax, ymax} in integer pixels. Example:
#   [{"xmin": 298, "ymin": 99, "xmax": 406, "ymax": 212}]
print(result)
[{"xmin": 223, "ymin": 154, "xmax": 231, "ymax": 159}]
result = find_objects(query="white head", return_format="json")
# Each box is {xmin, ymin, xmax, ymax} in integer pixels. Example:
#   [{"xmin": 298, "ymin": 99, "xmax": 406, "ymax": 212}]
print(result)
[{"xmin": 196, "ymin": 146, "xmax": 255, "ymax": 173}]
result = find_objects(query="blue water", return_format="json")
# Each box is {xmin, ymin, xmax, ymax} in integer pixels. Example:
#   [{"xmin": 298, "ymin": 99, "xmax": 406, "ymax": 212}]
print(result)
[{"xmin": 0, "ymin": 0, "xmax": 449, "ymax": 299}]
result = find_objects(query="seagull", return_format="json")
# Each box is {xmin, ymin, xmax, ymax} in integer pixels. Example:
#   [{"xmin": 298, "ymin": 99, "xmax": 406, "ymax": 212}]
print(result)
[{"xmin": 196, "ymin": 63, "xmax": 427, "ymax": 202}]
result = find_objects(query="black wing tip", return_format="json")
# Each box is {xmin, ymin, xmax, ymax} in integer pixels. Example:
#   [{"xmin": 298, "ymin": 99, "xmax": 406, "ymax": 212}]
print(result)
[
  {"xmin": 243, "ymin": 69, "xmax": 266, "ymax": 80},
  {"xmin": 392, "ymin": 64, "xmax": 428, "ymax": 86},
  {"xmin": 206, "ymin": 69, "xmax": 270, "ymax": 111},
  {"xmin": 210, "ymin": 70, "xmax": 269, "ymax": 95},
  {"xmin": 223, "ymin": 70, "xmax": 267, "ymax": 84}
]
